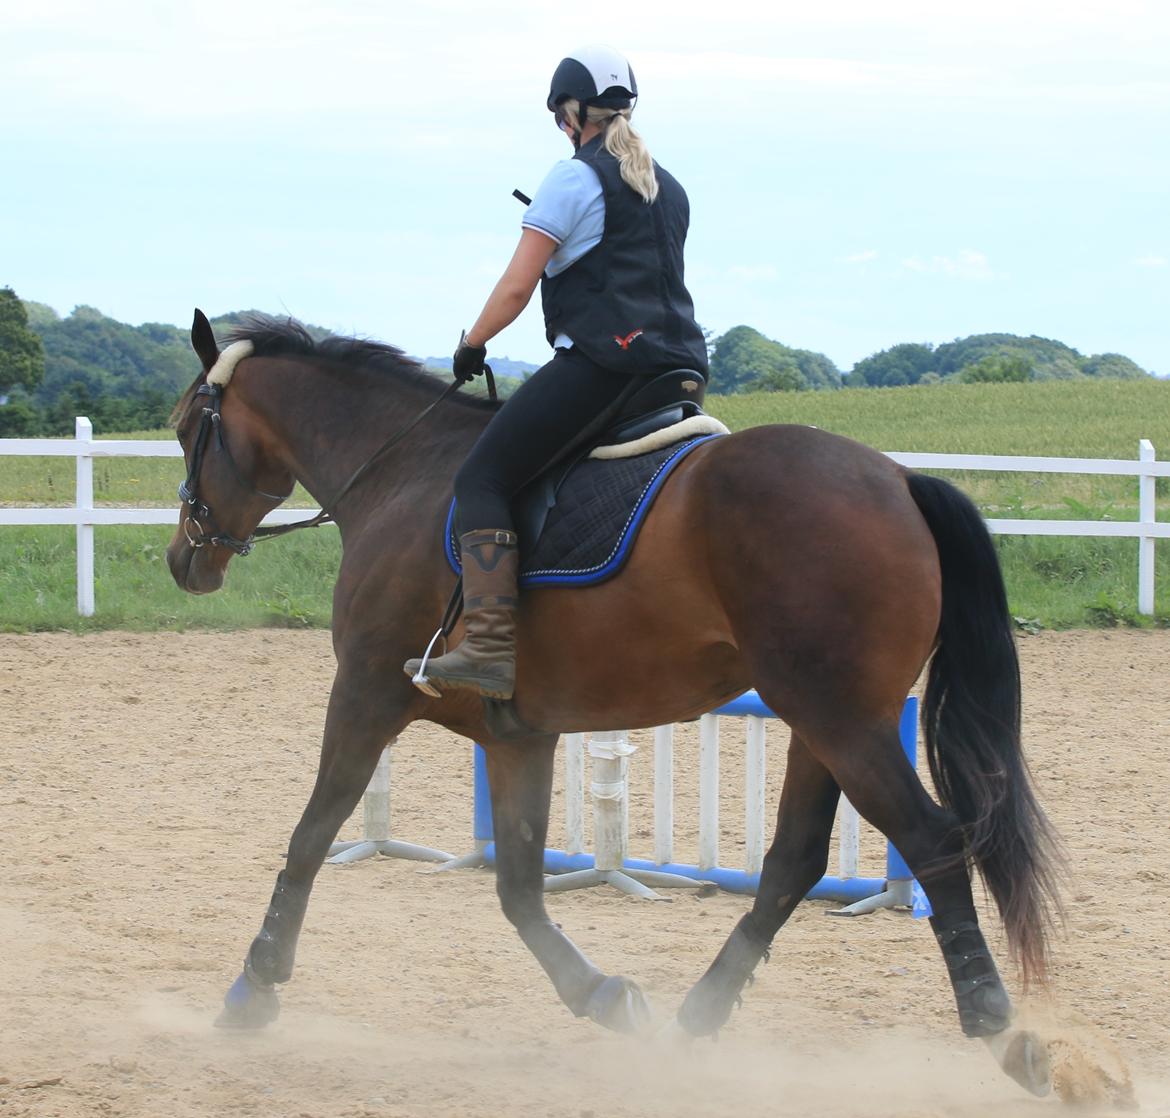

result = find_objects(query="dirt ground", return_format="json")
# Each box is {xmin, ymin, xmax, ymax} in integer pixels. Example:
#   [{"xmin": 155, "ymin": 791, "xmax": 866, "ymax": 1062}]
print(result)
[{"xmin": 1, "ymin": 629, "xmax": 1167, "ymax": 1118}]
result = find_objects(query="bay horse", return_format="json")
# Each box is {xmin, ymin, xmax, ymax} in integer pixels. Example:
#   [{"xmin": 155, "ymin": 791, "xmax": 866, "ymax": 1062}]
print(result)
[{"xmin": 166, "ymin": 310, "xmax": 1060, "ymax": 1096}]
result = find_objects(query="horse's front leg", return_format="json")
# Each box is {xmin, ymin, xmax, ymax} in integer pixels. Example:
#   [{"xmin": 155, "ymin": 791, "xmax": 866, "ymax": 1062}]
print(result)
[
  {"xmin": 485, "ymin": 736, "xmax": 652, "ymax": 1034},
  {"xmin": 217, "ymin": 672, "xmax": 414, "ymax": 1028}
]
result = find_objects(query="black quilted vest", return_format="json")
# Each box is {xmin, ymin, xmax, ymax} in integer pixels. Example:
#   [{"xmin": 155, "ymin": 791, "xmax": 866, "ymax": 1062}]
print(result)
[{"xmin": 540, "ymin": 136, "xmax": 709, "ymax": 377}]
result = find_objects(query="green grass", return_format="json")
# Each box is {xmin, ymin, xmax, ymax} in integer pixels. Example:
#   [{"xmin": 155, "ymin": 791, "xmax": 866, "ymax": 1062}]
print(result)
[
  {"xmin": 2, "ymin": 378, "xmax": 1169, "ymax": 631},
  {"xmin": 707, "ymin": 378, "xmax": 1170, "ymax": 456},
  {"xmin": 0, "ymin": 525, "xmax": 340, "ymax": 632},
  {"xmin": 708, "ymin": 378, "xmax": 1170, "ymax": 511}
]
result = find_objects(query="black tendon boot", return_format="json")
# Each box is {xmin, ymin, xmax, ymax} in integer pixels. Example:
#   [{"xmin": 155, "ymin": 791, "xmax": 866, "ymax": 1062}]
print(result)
[
  {"xmin": 405, "ymin": 529, "xmax": 519, "ymax": 700},
  {"xmin": 931, "ymin": 911, "xmax": 1014, "ymax": 1036}
]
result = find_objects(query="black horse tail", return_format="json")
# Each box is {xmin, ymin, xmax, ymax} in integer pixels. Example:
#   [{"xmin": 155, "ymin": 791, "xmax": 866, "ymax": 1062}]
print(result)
[{"xmin": 907, "ymin": 471, "xmax": 1062, "ymax": 987}]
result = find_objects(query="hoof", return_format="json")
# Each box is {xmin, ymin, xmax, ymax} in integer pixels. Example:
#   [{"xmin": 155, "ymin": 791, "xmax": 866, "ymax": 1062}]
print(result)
[
  {"xmin": 215, "ymin": 971, "xmax": 281, "ymax": 1030},
  {"xmin": 584, "ymin": 976, "xmax": 652, "ymax": 1035},
  {"xmin": 984, "ymin": 1028, "xmax": 1051, "ymax": 1098},
  {"xmin": 676, "ymin": 979, "xmax": 740, "ymax": 1037}
]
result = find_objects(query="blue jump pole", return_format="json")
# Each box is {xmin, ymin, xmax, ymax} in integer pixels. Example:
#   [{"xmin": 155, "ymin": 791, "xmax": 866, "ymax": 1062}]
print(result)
[
  {"xmin": 473, "ymin": 742, "xmax": 493, "ymax": 845},
  {"xmin": 826, "ymin": 695, "xmax": 920, "ymax": 916},
  {"xmin": 430, "ymin": 743, "xmax": 496, "ymax": 871}
]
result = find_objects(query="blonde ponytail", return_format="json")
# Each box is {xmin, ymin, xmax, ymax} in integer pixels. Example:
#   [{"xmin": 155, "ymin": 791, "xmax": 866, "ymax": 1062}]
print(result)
[{"xmin": 561, "ymin": 98, "xmax": 659, "ymax": 203}]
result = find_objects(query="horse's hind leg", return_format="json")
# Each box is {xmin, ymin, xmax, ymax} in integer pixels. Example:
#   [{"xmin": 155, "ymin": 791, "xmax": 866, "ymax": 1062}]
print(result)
[
  {"xmin": 812, "ymin": 718, "xmax": 1050, "ymax": 1096},
  {"xmin": 217, "ymin": 672, "xmax": 406, "ymax": 1028},
  {"xmin": 677, "ymin": 733, "xmax": 840, "ymax": 1036},
  {"xmin": 484, "ymin": 735, "xmax": 651, "ymax": 1033}
]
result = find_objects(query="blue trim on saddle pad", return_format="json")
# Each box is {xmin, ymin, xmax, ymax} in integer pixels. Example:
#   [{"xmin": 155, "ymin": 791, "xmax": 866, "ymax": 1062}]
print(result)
[{"xmin": 445, "ymin": 433, "xmax": 721, "ymax": 588}]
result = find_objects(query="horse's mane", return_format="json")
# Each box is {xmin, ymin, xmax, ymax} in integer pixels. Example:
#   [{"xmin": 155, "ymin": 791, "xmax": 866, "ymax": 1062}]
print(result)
[{"xmin": 173, "ymin": 314, "xmax": 502, "ymax": 422}]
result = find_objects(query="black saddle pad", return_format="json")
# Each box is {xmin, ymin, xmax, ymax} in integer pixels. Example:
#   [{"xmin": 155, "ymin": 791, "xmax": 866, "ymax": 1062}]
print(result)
[{"xmin": 445, "ymin": 433, "xmax": 720, "ymax": 588}]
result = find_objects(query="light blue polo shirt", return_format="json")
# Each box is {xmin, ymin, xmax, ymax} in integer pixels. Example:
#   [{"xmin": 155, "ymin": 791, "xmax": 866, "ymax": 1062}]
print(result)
[{"xmin": 522, "ymin": 158, "xmax": 605, "ymax": 349}]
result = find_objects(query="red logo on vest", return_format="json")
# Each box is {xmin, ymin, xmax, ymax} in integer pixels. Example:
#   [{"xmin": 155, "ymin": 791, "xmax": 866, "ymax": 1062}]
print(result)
[{"xmin": 613, "ymin": 329, "xmax": 644, "ymax": 351}]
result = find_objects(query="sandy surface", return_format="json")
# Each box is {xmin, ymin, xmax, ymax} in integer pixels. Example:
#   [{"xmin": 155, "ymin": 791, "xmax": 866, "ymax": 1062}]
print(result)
[{"xmin": 1, "ymin": 628, "xmax": 1168, "ymax": 1117}]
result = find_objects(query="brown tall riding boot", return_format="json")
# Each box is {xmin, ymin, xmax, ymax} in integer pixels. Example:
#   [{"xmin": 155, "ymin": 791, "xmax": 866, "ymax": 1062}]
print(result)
[{"xmin": 404, "ymin": 529, "xmax": 519, "ymax": 700}]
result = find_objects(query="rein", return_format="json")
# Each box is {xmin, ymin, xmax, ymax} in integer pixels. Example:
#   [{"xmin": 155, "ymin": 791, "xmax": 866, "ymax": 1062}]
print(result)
[{"xmin": 179, "ymin": 364, "xmax": 497, "ymax": 556}]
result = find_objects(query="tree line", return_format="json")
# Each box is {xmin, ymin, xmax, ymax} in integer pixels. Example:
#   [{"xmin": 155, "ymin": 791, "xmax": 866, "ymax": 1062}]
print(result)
[
  {"xmin": 0, "ymin": 287, "xmax": 1157, "ymax": 436},
  {"xmin": 707, "ymin": 324, "xmax": 1153, "ymax": 392}
]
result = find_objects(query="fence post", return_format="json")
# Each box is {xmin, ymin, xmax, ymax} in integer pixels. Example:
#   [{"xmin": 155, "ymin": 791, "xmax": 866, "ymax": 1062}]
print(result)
[
  {"xmin": 75, "ymin": 417, "xmax": 95, "ymax": 617},
  {"xmin": 1139, "ymin": 439, "xmax": 1156, "ymax": 616}
]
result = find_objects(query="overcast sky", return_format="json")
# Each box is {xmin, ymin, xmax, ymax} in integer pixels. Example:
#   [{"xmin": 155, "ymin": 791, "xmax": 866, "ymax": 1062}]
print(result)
[{"xmin": 3, "ymin": 0, "xmax": 1167, "ymax": 373}]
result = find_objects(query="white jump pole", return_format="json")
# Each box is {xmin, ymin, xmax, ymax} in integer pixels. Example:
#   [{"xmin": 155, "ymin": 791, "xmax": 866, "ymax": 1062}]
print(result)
[
  {"xmin": 544, "ymin": 730, "xmax": 709, "ymax": 898},
  {"xmin": 328, "ymin": 744, "xmax": 456, "ymax": 865},
  {"xmin": 564, "ymin": 732, "xmax": 586, "ymax": 855},
  {"xmin": 698, "ymin": 712, "xmax": 720, "ymax": 871},
  {"xmin": 744, "ymin": 715, "xmax": 767, "ymax": 874},
  {"xmin": 653, "ymin": 724, "xmax": 674, "ymax": 865}
]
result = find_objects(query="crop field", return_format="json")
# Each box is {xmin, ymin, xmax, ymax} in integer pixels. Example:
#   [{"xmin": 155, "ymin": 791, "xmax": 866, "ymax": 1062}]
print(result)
[{"xmin": 2, "ymin": 378, "xmax": 1169, "ymax": 630}]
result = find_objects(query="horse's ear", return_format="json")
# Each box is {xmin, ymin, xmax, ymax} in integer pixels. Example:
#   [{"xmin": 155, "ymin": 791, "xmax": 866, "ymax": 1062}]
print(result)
[{"xmin": 191, "ymin": 308, "xmax": 219, "ymax": 372}]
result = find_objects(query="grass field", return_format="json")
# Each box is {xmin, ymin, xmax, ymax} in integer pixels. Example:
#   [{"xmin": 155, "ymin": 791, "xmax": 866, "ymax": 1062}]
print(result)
[{"xmin": 2, "ymin": 378, "xmax": 1168, "ymax": 631}]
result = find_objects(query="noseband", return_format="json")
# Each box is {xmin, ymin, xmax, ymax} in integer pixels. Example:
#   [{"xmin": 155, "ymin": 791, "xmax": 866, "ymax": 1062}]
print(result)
[{"xmin": 178, "ymin": 383, "xmax": 295, "ymax": 556}]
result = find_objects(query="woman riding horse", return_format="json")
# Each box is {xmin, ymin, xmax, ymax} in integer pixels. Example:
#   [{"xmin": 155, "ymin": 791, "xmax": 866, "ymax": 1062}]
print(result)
[{"xmin": 404, "ymin": 45, "xmax": 708, "ymax": 701}]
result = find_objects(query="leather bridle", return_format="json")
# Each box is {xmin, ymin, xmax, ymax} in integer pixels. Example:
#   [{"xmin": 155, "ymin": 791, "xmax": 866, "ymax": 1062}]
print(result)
[
  {"xmin": 178, "ymin": 383, "xmax": 296, "ymax": 556},
  {"xmin": 177, "ymin": 365, "xmax": 496, "ymax": 557}
]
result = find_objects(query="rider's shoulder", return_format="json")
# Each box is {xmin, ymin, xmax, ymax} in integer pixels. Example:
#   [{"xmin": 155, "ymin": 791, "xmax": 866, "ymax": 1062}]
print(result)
[{"xmin": 536, "ymin": 156, "xmax": 602, "ymax": 196}]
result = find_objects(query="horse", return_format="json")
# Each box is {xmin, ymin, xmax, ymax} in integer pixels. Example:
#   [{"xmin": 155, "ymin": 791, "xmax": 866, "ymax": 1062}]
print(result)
[{"xmin": 166, "ymin": 310, "xmax": 1061, "ymax": 1096}]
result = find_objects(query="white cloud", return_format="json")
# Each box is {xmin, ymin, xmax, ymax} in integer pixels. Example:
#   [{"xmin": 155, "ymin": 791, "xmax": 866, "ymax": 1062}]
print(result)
[
  {"xmin": 1134, "ymin": 254, "xmax": 1168, "ymax": 268},
  {"xmin": 902, "ymin": 250, "xmax": 993, "ymax": 280},
  {"xmin": 846, "ymin": 250, "xmax": 879, "ymax": 263}
]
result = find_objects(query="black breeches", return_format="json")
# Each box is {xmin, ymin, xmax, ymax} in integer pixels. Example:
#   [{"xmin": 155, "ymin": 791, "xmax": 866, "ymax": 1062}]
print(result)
[{"xmin": 454, "ymin": 348, "xmax": 635, "ymax": 534}]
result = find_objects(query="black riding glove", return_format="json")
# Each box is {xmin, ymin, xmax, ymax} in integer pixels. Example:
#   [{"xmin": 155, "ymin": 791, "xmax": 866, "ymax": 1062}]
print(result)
[{"xmin": 452, "ymin": 332, "xmax": 487, "ymax": 383}]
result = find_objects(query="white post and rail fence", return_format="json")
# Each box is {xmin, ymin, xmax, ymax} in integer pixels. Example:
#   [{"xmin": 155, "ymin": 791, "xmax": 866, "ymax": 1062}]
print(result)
[{"xmin": 1, "ymin": 417, "xmax": 1168, "ymax": 616}]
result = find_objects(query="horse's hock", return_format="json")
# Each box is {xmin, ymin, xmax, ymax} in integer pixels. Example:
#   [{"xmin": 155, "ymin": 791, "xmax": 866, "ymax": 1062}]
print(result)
[{"xmin": 0, "ymin": 627, "xmax": 1165, "ymax": 1117}]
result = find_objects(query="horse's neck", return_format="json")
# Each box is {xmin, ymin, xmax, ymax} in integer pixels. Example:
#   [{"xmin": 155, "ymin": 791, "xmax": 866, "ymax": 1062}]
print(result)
[{"xmin": 249, "ymin": 358, "xmax": 487, "ymax": 524}]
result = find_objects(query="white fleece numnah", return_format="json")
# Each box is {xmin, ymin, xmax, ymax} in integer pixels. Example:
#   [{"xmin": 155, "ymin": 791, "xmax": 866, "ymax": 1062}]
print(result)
[
  {"xmin": 588, "ymin": 414, "xmax": 730, "ymax": 460},
  {"xmin": 206, "ymin": 340, "xmax": 255, "ymax": 387}
]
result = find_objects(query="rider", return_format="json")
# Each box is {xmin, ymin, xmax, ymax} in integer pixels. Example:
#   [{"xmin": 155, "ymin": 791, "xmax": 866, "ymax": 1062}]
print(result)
[{"xmin": 404, "ymin": 44, "xmax": 708, "ymax": 701}]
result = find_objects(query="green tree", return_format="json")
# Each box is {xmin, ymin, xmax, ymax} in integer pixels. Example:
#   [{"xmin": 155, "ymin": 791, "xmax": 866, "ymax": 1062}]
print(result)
[
  {"xmin": 0, "ymin": 389, "xmax": 42, "ymax": 436},
  {"xmin": 935, "ymin": 333, "xmax": 1078, "ymax": 380},
  {"xmin": 0, "ymin": 287, "xmax": 45, "ymax": 393},
  {"xmin": 958, "ymin": 354, "xmax": 1031, "ymax": 383},
  {"xmin": 1079, "ymin": 353, "xmax": 1149, "ymax": 379},
  {"xmin": 708, "ymin": 325, "xmax": 841, "ymax": 394},
  {"xmin": 845, "ymin": 342, "xmax": 935, "ymax": 387}
]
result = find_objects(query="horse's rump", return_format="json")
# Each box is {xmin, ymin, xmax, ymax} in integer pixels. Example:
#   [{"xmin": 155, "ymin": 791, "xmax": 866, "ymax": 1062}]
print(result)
[{"xmin": 511, "ymin": 424, "xmax": 942, "ymax": 733}]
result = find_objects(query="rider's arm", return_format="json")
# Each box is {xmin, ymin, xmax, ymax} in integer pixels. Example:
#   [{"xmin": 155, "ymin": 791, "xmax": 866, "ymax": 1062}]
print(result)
[{"xmin": 464, "ymin": 229, "xmax": 557, "ymax": 347}]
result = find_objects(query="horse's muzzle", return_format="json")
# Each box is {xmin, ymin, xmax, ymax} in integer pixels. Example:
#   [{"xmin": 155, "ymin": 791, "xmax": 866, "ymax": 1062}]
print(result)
[{"xmin": 166, "ymin": 534, "xmax": 226, "ymax": 595}]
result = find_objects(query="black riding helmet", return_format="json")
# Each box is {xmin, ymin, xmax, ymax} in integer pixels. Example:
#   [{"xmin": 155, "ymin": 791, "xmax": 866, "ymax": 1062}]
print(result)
[{"xmin": 547, "ymin": 45, "xmax": 637, "ymax": 139}]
